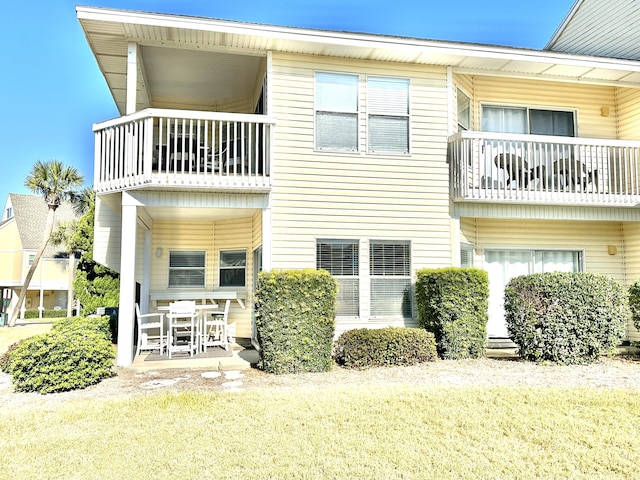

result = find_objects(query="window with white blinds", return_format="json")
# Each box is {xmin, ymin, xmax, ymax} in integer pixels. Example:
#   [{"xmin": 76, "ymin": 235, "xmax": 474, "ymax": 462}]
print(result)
[
  {"xmin": 316, "ymin": 239, "xmax": 359, "ymax": 316},
  {"xmin": 315, "ymin": 72, "xmax": 359, "ymax": 151},
  {"xmin": 367, "ymin": 77, "xmax": 409, "ymax": 154},
  {"xmin": 460, "ymin": 243, "xmax": 474, "ymax": 268},
  {"xmin": 369, "ymin": 240, "xmax": 411, "ymax": 318},
  {"xmin": 169, "ymin": 250, "xmax": 205, "ymax": 288}
]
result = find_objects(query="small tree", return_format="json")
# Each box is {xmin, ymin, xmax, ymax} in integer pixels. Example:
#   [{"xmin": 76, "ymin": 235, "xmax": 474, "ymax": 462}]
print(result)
[{"xmin": 9, "ymin": 161, "xmax": 83, "ymax": 327}]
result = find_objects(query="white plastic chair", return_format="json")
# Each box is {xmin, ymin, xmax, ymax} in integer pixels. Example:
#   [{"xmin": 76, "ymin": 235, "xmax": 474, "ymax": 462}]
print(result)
[
  {"xmin": 202, "ymin": 299, "xmax": 231, "ymax": 352},
  {"xmin": 135, "ymin": 303, "xmax": 165, "ymax": 356},
  {"xmin": 167, "ymin": 300, "xmax": 199, "ymax": 358}
]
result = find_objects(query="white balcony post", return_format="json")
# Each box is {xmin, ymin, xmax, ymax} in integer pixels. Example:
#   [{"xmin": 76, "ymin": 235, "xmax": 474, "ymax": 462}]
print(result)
[
  {"xmin": 126, "ymin": 43, "xmax": 138, "ymax": 115},
  {"xmin": 116, "ymin": 192, "xmax": 138, "ymax": 366}
]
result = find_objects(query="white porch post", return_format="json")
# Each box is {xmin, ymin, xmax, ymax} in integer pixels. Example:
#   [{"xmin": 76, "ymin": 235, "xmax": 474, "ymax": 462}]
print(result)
[
  {"xmin": 140, "ymin": 229, "xmax": 152, "ymax": 313},
  {"xmin": 126, "ymin": 42, "xmax": 138, "ymax": 115},
  {"xmin": 261, "ymin": 205, "xmax": 272, "ymax": 272},
  {"xmin": 116, "ymin": 192, "xmax": 138, "ymax": 366}
]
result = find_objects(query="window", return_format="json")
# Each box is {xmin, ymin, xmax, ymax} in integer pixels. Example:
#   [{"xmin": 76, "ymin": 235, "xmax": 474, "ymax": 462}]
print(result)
[
  {"xmin": 5, "ymin": 207, "xmax": 13, "ymax": 220},
  {"xmin": 460, "ymin": 243, "xmax": 474, "ymax": 268},
  {"xmin": 367, "ymin": 77, "xmax": 409, "ymax": 153},
  {"xmin": 482, "ymin": 105, "xmax": 575, "ymax": 137},
  {"xmin": 219, "ymin": 250, "xmax": 246, "ymax": 287},
  {"xmin": 457, "ymin": 88, "xmax": 471, "ymax": 132},
  {"xmin": 316, "ymin": 239, "xmax": 359, "ymax": 316},
  {"xmin": 169, "ymin": 251, "xmax": 205, "ymax": 288},
  {"xmin": 369, "ymin": 241, "xmax": 411, "ymax": 318},
  {"xmin": 28, "ymin": 254, "xmax": 35, "ymax": 266},
  {"xmin": 315, "ymin": 72, "xmax": 359, "ymax": 151}
]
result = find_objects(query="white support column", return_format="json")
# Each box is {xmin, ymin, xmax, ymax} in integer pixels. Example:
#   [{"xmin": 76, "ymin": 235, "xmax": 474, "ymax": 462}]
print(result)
[
  {"xmin": 116, "ymin": 192, "xmax": 138, "ymax": 366},
  {"xmin": 141, "ymin": 229, "xmax": 152, "ymax": 313},
  {"xmin": 261, "ymin": 203, "xmax": 272, "ymax": 272},
  {"xmin": 126, "ymin": 42, "xmax": 138, "ymax": 115}
]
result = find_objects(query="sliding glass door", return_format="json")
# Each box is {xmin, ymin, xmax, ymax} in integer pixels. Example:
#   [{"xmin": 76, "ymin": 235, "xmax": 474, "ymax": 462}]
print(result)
[{"xmin": 485, "ymin": 249, "xmax": 581, "ymax": 337}]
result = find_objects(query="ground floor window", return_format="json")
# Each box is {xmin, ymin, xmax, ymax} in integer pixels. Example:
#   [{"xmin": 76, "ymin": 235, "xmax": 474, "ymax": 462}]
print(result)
[
  {"xmin": 169, "ymin": 250, "xmax": 206, "ymax": 287},
  {"xmin": 485, "ymin": 249, "xmax": 582, "ymax": 337},
  {"xmin": 369, "ymin": 240, "xmax": 412, "ymax": 318},
  {"xmin": 219, "ymin": 250, "xmax": 247, "ymax": 287},
  {"xmin": 316, "ymin": 239, "xmax": 359, "ymax": 316}
]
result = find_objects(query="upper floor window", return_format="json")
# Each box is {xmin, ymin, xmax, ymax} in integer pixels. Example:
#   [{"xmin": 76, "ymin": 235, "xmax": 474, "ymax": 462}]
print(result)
[
  {"xmin": 5, "ymin": 207, "xmax": 13, "ymax": 220},
  {"xmin": 457, "ymin": 89, "xmax": 471, "ymax": 132},
  {"xmin": 482, "ymin": 105, "xmax": 575, "ymax": 137},
  {"xmin": 367, "ymin": 77, "xmax": 410, "ymax": 154},
  {"xmin": 219, "ymin": 250, "xmax": 246, "ymax": 287},
  {"xmin": 169, "ymin": 250, "xmax": 205, "ymax": 288},
  {"xmin": 316, "ymin": 239, "xmax": 359, "ymax": 316},
  {"xmin": 315, "ymin": 72, "xmax": 359, "ymax": 151}
]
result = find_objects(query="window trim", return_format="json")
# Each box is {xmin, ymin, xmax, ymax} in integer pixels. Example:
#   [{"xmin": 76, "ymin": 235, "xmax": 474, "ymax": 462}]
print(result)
[
  {"xmin": 369, "ymin": 239, "xmax": 412, "ymax": 320},
  {"xmin": 168, "ymin": 250, "xmax": 206, "ymax": 289},
  {"xmin": 218, "ymin": 249, "xmax": 247, "ymax": 288},
  {"xmin": 457, "ymin": 88, "xmax": 471, "ymax": 132},
  {"xmin": 316, "ymin": 238, "xmax": 360, "ymax": 318}
]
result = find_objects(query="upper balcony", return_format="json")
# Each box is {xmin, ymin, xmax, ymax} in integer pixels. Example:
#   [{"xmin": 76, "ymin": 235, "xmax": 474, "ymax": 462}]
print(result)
[
  {"xmin": 93, "ymin": 109, "xmax": 275, "ymax": 194},
  {"xmin": 449, "ymin": 131, "xmax": 640, "ymax": 207}
]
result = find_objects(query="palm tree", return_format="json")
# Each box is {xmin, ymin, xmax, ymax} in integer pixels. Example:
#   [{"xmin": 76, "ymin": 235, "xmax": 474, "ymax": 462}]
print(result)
[{"xmin": 8, "ymin": 161, "xmax": 84, "ymax": 327}]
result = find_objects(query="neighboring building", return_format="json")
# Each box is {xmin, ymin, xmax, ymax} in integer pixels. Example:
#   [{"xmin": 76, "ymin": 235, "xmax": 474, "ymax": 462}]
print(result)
[
  {"xmin": 76, "ymin": 3, "xmax": 640, "ymax": 366},
  {"xmin": 0, "ymin": 194, "xmax": 78, "ymax": 321}
]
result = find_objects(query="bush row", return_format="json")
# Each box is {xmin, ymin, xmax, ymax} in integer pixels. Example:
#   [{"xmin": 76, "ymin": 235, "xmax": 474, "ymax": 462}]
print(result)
[
  {"xmin": 23, "ymin": 309, "xmax": 69, "ymax": 319},
  {"xmin": 3, "ymin": 316, "xmax": 115, "ymax": 394}
]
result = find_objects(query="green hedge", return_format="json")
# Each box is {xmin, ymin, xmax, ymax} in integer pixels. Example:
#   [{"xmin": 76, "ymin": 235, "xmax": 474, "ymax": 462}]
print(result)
[
  {"xmin": 505, "ymin": 272, "xmax": 628, "ymax": 364},
  {"xmin": 23, "ymin": 309, "xmax": 69, "ymax": 319},
  {"xmin": 255, "ymin": 269, "xmax": 337, "ymax": 374},
  {"xmin": 4, "ymin": 316, "xmax": 115, "ymax": 393},
  {"xmin": 334, "ymin": 327, "xmax": 437, "ymax": 369},
  {"xmin": 52, "ymin": 315, "xmax": 113, "ymax": 342},
  {"xmin": 628, "ymin": 279, "xmax": 640, "ymax": 333},
  {"xmin": 415, "ymin": 267, "xmax": 489, "ymax": 359}
]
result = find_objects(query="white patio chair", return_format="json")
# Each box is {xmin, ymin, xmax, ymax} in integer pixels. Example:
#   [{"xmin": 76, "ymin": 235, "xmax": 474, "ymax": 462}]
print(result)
[
  {"xmin": 167, "ymin": 300, "xmax": 199, "ymax": 358},
  {"xmin": 201, "ymin": 299, "xmax": 231, "ymax": 352},
  {"xmin": 135, "ymin": 303, "xmax": 165, "ymax": 356}
]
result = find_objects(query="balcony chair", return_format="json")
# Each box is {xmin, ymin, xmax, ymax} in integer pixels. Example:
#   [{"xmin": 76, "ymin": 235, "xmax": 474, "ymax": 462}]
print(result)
[
  {"xmin": 201, "ymin": 299, "xmax": 231, "ymax": 352},
  {"xmin": 135, "ymin": 303, "xmax": 165, "ymax": 357},
  {"xmin": 167, "ymin": 300, "xmax": 199, "ymax": 358}
]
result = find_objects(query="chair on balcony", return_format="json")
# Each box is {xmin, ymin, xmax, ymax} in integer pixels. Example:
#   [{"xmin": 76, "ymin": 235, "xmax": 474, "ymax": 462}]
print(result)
[
  {"xmin": 494, "ymin": 153, "xmax": 530, "ymax": 188},
  {"xmin": 167, "ymin": 300, "xmax": 199, "ymax": 358},
  {"xmin": 135, "ymin": 303, "xmax": 165, "ymax": 356},
  {"xmin": 201, "ymin": 299, "xmax": 231, "ymax": 352}
]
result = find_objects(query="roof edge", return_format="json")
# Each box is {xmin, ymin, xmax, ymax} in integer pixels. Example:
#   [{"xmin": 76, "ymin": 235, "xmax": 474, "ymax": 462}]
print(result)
[{"xmin": 545, "ymin": 0, "xmax": 584, "ymax": 50}]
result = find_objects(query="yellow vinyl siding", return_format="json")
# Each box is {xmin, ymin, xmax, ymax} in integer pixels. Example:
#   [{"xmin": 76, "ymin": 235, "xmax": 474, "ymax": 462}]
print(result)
[
  {"xmin": 460, "ymin": 218, "xmax": 640, "ymax": 340},
  {"xmin": 617, "ymin": 87, "xmax": 640, "ymax": 140},
  {"xmin": 0, "ymin": 220, "xmax": 22, "ymax": 282},
  {"xmin": 270, "ymin": 53, "xmax": 453, "ymax": 274},
  {"xmin": 93, "ymin": 196, "xmax": 122, "ymax": 273},
  {"xmin": 460, "ymin": 76, "xmax": 618, "ymax": 139},
  {"xmin": 150, "ymin": 217, "xmax": 253, "ymax": 338}
]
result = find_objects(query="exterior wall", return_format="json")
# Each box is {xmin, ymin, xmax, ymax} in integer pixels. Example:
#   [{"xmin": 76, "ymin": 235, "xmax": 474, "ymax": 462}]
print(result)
[
  {"xmin": 0, "ymin": 220, "xmax": 22, "ymax": 284},
  {"xmin": 460, "ymin": 217, "xmax": 640, "ymax": 340},
  {"xmin": 94, "ymin": 196, "xmax": 122, "ymax": 273},
  {"xmin": 617, "ymin": 87, "xmax": 640, "ymax": 140},
  {"xmin": 149, "ymin": 216, "xmax": 254, "ymax": 337},
  {"xmin": 456, "ymin": 76, "xmax": 619, "ymax": 139},
  {"xmin": 268, "ymin": 53, "xmax": 453, "ymax": 330}
]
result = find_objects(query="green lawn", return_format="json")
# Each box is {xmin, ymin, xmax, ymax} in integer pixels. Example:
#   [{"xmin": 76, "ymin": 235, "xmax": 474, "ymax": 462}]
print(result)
[
  {"xmin": 0, "ymin": 386, "xmax": 639, "ymax": 479},
  {"xmin": 2, "ymin": 323, "xmax": 639, "ymax": 478},
  {"xmin": 0, "ymin": 323, "xmax": 52, "ymax": 353}
]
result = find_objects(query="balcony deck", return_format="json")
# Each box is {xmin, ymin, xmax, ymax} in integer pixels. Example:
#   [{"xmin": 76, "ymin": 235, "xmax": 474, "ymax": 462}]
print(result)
[
  {"xmin": 93, "ymin": 109, "xmax": 275, "ymax": 194},
  {"xmin": 449, "ymin": 132, "xmax": 640, "ymax": 207}
]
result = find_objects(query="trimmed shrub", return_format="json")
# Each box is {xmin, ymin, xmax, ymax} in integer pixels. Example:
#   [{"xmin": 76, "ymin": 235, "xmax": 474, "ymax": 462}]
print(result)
[
  {"xmin": 5, "ymin": 317, "xmax": 115, "ymax": 394},
  {"xmin": 51, "ymin": 315, "xmax": 113, "ymax": 342},
  {"xmin": 505, "ymin": 272, "xmax": 628, "ymax": 364},
  {"xmin": 255, "ymin": 269, "xmax": 337, "ymax": 374},
  {"xmin": 415, "ymin": 268, "xmax": 489, "ymax": 359},
  {"xmin": 334, "ymin": 327, "xmax": 437, "ymax": 369},
  {"xmin": 23, "ymin": 309, "xmax": 68, "ymax": 319},
  {"xmin": 628, "ymin": 279, "xmax": 640, "ymax": 333}
]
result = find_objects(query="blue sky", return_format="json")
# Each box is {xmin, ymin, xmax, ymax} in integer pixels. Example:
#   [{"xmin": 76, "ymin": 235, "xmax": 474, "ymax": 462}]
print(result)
[{"xmin": 0, "ymin": 0, "xmax": 575, "ymax": 205}]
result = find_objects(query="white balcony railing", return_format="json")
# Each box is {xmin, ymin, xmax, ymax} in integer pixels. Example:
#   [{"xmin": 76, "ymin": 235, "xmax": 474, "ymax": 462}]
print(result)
[
  {"xmin": 449, "ymin": 131, "xmax": 640, "ymax": 206},
  {"xmin": 93, "ymin": 109, "xmax": 275, "ymax": 193}
]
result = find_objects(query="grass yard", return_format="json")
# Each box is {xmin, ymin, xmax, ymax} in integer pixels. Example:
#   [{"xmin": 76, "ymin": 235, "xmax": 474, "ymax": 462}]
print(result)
[
  {"xmin": 0, "ymin": 386, "xmax": 639, "ymax": 479},
  {"xmin": 0, "ymin": 323, "xmax": 52, "ymax": 353}
]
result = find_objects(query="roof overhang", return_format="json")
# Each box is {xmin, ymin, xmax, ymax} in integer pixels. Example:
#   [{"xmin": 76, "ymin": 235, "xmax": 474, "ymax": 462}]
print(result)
[{"xmin": 77, "ymin": 4, "xmax": 640, "ymax": 113}]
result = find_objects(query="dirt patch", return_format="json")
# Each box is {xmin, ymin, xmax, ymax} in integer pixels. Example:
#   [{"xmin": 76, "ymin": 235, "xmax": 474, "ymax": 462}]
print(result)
[{"xmin": 2, "ymin": 354, "xmax": 640, "ymax": 411}]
